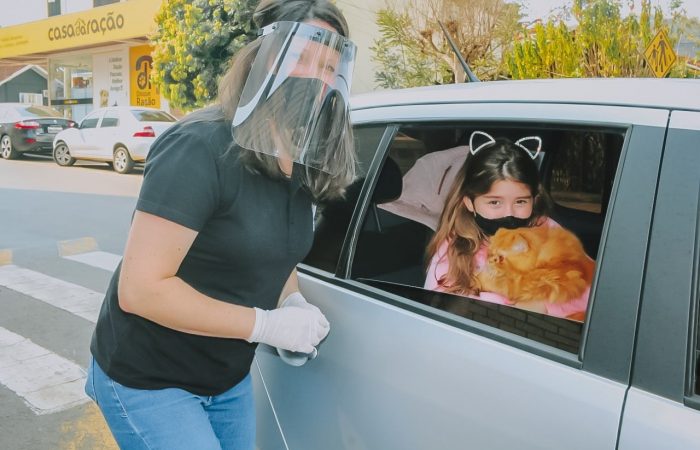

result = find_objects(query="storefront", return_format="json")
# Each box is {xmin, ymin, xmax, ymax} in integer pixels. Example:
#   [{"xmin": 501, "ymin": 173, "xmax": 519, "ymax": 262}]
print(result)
[{"xmin": 0, "ymin": 0, "xmax": 165, "ymax": 121}]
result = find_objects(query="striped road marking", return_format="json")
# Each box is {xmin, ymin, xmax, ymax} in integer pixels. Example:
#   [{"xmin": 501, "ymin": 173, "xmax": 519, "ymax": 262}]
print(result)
[
  {"xmin": 0, "ymin": 327, "xmax": 88, "ymax": 415},
  {"xmin": 57, "ymin": 237, "xmax": 98, "ymax": 257},
  {"xmin": 0, "ymin": 265, "xmax": 102, "ymax": 323},
  {"xmin": 63, "ymin": 251, "xmax": 121, "ymax": 272}
]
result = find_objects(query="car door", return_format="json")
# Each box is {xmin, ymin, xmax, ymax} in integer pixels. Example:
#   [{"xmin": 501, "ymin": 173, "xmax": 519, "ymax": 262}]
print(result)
[
  {"xmin": 94, "ymin": 109, "xmax": 121, "ymax": 160},
  {"xmin": 253, "ymin": 102, "xmax": 669, "ymax": 450},
  {"xmin": 617, "ymin": 110, "xmax": 700, "ymax": 449},
  {"xmin": 71, "ymin": 110, "xmax": 102, "ymax": 157}
]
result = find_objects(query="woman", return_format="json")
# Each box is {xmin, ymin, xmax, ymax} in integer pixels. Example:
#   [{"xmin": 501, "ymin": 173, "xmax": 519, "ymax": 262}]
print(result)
[
  {"xmin": 85, "ymin": 1, "xmax": 357, "ymax": 448},
  {"xmin": 425, "ymin": 132, "xmax": 590, "ymax": 320}
]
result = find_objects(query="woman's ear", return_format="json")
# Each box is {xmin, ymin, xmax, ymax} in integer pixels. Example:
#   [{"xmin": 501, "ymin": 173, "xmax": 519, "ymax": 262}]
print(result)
[{"xmin": 462, "ymin": 196, "xmax": 474, "ymax": 213}]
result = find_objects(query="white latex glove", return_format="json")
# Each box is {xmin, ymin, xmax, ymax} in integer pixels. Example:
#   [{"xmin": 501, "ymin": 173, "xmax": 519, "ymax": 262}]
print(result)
[
  {"xmin": 246, "ymin": 306, "xmax": 330, "ymax": 353},
  {"xmin": 281, "ymin": 291, "xmax": 322, "ymax": 315}
]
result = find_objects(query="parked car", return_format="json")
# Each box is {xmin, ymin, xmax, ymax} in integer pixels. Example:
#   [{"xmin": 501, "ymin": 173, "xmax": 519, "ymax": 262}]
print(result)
[
  {"xmin": 252, "ymin": 78, "xmax": 700, "ymax": 449},
  {"xmin": 0, "ymin": 103, "xmax": 76, "ymax": 160},
  {"xmin": 52, "ymin": 106, "xmax": 177, "ymax": 174}
]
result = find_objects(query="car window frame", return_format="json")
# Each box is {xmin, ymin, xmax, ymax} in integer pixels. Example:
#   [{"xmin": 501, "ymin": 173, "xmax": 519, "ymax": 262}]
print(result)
[
  {"xmin": 299, "ymin": 101, "xmax": 669, "ymax": 381},
  {"xmin": 625, "ymin": 111, "xmax": 700, "ymax": 406},
  {"xmin": 79, "ymin": 110, "xmax": 102, "ymax": 129},
  {"xmin": 100, "ymin": 109, "xmax": 120, "ymax": 128}
]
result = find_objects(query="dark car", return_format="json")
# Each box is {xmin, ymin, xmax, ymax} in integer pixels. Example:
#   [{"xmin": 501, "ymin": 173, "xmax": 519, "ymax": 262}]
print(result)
[{"xmin": 0, "ymin": 103, "xmax": 76, "ymax": 159}]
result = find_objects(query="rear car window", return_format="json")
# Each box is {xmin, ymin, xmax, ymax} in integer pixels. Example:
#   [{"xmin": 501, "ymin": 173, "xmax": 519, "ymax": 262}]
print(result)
[{"xmin": 130, "ymin": 110, "xmax": 176, "ymax": 122}]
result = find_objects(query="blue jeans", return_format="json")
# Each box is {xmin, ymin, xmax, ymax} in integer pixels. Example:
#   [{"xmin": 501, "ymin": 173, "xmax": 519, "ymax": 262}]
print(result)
[{"xmin": 85, "ymin": 358, "xmax": 255, "ymax": 450}]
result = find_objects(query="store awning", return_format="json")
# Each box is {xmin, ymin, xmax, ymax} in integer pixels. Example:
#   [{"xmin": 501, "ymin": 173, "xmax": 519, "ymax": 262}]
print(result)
[{"xmin": 0, "ymin": 0, "xmax": 161, "ymax": 66}]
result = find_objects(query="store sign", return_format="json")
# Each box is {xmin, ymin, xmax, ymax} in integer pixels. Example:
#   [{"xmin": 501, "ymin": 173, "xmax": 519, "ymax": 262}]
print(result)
[
  {"xmin": 129, "ymin": 45, "xmax": 160, "ymax": 109},
  {"xmin": 0, "ymin": 0, "xmax": 161, "ymax": 59},
  {"xmin": 52, "ymin": 98, "xmax": 93, "ymax": 106},
  {"xmin": 94, "ymin": 50, "xmax": 129, "ymax": 107}
]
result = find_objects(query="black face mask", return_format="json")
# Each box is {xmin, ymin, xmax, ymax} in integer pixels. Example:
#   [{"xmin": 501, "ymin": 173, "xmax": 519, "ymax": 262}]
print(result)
[
  {"xmin": 279, "ymin": 76, "xmax": 325, "ymax": 117},
  {"xmin": 474, "ymin": 213, "xmax": 531, "ymax": 236}
]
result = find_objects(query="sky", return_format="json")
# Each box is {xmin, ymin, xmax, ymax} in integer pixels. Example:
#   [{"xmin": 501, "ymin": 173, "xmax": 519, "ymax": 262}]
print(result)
[{"xmin": 520, "ymin": 0, "xmax": 700, "ymax": 22}]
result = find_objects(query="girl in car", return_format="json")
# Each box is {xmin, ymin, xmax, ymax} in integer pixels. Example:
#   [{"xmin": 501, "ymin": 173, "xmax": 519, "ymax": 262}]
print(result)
[
  {"xmin": 85, "ymin": 1, "xmax": 357, "ymax": 448},
  {"xmin": 425, "ymin": 131, "xmax": 591, "ymax": 321}
]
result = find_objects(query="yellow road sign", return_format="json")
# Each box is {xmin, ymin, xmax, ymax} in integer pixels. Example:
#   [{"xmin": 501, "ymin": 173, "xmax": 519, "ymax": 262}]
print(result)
[{"xmin": 644, "ymin": 30, "xmax": 677, "ymax": 78}]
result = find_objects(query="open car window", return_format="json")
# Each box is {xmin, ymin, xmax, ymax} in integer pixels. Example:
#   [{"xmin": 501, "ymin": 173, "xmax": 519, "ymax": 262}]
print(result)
[
  {"xmin": 302, "ymin": 125, "xmax": 387, "ymax": 274},
  {"xmin": 348, "ymin": 122, "xmax": 625, "ymax": 353}
]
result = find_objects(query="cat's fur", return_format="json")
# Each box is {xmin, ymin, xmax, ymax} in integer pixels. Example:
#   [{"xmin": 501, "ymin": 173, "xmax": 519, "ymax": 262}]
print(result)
[{"xmin": 476, "ymin": 226, "xmax": 595, "ymax": 304}]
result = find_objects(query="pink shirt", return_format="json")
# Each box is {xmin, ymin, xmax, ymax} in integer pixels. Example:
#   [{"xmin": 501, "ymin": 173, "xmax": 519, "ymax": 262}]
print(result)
[{"xmin": 424, "ymin": 218, "xmax": 590, "ymax": 320}]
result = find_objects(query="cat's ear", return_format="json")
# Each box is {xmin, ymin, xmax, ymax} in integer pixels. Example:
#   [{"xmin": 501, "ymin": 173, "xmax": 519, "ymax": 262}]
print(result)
[{"xmin": 511, "ymin": 235, "xmax": 529, "ymax": 253}]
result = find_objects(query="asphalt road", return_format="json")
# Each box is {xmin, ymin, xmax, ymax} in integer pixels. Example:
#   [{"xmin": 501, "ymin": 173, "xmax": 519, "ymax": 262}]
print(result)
[{"xmin": 0, "ymin": 154, "xmax": 143, "ymax": 449}]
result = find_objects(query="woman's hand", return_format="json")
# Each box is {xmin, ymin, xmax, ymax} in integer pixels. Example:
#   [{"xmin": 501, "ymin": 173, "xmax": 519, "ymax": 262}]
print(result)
[{"xmin": 247, "ymin": 305, "xmax": 330, "ymax": 353}]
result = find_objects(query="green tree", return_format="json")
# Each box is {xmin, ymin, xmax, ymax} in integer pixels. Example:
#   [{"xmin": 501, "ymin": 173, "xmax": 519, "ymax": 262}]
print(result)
[
  {"xmin": 666, "ymin": 0, "xmax": 700, "ymax": 77},
  {"xmin": 151, "ymin": 0, "xmax": 258, "ymax": 111},
  {"xmin": 371, "ymin": 0, "xmax": 522, "ymax": 89},
  {"xmin": 506, "ymin": 0, "xmax": 691, "ymax": 79}
]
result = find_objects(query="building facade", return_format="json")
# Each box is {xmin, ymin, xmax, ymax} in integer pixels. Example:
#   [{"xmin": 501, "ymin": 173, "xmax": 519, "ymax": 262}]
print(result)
[
  {"xmin": 0, "ymin": 0, "xmax": 165, "ymax": 121},
  {"xmin": 0, "ymin": 0, "xmax": 386, "ymax": 122}
]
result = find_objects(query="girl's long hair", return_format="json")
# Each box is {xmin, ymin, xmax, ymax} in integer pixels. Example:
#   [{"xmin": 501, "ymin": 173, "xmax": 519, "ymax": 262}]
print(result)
[
  {"xmin": 217, "ymin": 0, "xmax": 355, "ymax": 203},
  {"xmin": 426, "ymin": 138, "xmax": 551, "ymax": 295}
]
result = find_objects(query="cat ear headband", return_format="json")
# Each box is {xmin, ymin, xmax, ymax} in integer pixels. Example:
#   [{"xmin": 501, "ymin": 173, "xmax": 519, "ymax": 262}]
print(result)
[{"xmin": 468, "ymin": 131, "xmax": 542, "ymax": 160}]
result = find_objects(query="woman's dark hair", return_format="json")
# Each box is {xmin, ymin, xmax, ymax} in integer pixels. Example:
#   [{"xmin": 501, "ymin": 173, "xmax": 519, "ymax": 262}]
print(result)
[
  {"xmin": 217, "ymin": 0, "xmax": 354, "ymax": 203},
  {"xmin": 427, "ymin": 137, "xmax": 552, "ymax": 295}
]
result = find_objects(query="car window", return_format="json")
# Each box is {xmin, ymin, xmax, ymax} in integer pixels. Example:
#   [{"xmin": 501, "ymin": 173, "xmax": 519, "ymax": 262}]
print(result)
[
  {"xmin": 348, "ymin": 122, "xmax": 626, "ymax": 354},
  {"xmin": 302, "ymin": 125, "xmax": 387, "ymax": 273},
  {"xmin": 80, "ymin": 111, "xmax": 101, "ymax": 129},
  {"xmin": 14, "ymin": 105, "xmax": 62, "ymax": 117},
  {"xmin": 130, "ymin": 110, "xmax": 176, "ymax": 122},
  {"xmin": 100, "ymin": 110, "xmax": 119, "ymax": 128}
]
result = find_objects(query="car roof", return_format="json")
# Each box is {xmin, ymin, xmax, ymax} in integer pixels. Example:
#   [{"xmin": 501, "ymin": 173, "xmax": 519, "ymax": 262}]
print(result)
[
  {"xmin": 98, "ymin": 106, "xmax": 166, "ymax": 112},
  {"xmin": 350, "ymin": 78, "xmax": 700, "ymax": 112}
]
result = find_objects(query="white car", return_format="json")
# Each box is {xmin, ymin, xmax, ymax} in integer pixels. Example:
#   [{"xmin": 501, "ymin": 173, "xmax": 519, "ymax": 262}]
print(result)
[{"xmin": 52, "ymin": 106, "xmax": 177, "ymax": 174}]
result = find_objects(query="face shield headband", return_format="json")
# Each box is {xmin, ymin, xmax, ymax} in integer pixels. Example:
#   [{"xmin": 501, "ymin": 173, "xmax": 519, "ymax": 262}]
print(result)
[{"xmin": 231, "ymin": 21, "xmax": 357, "ymax": 176}]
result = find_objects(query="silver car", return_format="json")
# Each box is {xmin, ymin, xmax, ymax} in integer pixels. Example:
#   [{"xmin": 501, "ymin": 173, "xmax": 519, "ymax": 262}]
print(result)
[
  {"xmin": 253, "ymin": 78, "xmax": 700, "ymax": 450},
  {"xmin": 52, "ymin": 106, "xmax": 177, "ymax": 174}
]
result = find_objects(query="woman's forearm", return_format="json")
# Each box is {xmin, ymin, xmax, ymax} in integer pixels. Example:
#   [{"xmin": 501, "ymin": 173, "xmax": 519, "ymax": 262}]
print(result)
[{"xmin": 119, "ymin": 276, "xmax": 255, "ymax": 339}]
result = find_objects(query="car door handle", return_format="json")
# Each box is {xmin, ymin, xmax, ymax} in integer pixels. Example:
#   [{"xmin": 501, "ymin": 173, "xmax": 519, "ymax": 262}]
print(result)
[{"xmin": 276, "ymin": 346, "xmax": 318, "ymax": 367}]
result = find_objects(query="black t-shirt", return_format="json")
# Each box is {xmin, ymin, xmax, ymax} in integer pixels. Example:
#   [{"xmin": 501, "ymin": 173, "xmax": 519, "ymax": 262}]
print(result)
[{"xmin": 90, "ymin": 106, "xmax": 314, "ymax": 396}]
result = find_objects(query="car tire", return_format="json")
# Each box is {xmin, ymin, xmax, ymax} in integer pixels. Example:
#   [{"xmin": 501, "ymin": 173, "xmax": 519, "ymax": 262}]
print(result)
[
  {"xmin": 0, "ymin": 135, "xmax": 19, "ymax": 160},
  {"xmin": 113, "ymin": 146, "xmax": 134, "ymax": 174},
  {"xmin": 53, "ymin": 142, "xmax": 76, "ymax": 166}
]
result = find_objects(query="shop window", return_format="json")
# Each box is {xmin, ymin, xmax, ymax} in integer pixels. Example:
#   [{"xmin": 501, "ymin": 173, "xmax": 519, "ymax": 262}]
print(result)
[{"xmin": 47, "ymin": 0, "xmax": 60, "ymax": 17}]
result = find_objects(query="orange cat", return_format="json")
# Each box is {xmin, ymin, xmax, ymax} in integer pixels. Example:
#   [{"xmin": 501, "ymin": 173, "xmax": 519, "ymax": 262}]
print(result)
[{"xmin": 476, "ymin": 226, "xmax": 595, "ymax": 305}]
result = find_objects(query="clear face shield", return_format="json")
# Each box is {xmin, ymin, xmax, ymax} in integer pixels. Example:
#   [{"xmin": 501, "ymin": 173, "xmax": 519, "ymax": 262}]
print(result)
[{"xmin": 231, "ymin": 21, "xmax": 357, "ymax": 176}]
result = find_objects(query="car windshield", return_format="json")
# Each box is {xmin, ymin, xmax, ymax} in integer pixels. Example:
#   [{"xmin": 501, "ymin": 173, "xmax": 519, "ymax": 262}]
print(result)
[
  {"xmin": 130, "ymin": 110, "xmax": 176, "ymax": 122},
  {"xmin": 14, "ymin": 105, "xmax": 62, "ymax": 117}
]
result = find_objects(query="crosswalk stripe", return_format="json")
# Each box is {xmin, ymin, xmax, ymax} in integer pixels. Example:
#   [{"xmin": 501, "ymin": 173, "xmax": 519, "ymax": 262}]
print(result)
[
  {"xmin": 0, "ymin": 326, "xmax": 88, "ymax": 415},
  {"xmin": 0, "ymin": 265, "xmax": 102, "ymax": 323},
  {"xmin": 63, "ymin": 251, "xmax": 121, "ymax": 272}
]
